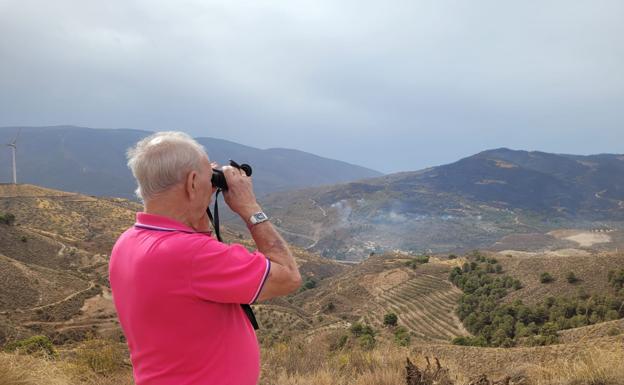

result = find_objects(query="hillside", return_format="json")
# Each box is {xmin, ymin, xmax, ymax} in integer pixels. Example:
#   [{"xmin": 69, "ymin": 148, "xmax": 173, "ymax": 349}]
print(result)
[
  {"xmin": 493, "ymin": 250, "xmax": 624, "ymax": 306},
  {"xmin": 0, "ymin": 183, "xmax": 349, "ymax": 346},
  {"xmin": 286, "ymin": 253, "xmax": 470, "ymax": 344},
  {"xmin": 0, "ymin": 126, "xmax": 382, "ymax": 198},
  {"xmin": 262, "ymin": 148, "xmax": 624, "ymax": 260},
  {"xmin": 1, "ymin": 183, "xmax": 624, "ymax": 385}
]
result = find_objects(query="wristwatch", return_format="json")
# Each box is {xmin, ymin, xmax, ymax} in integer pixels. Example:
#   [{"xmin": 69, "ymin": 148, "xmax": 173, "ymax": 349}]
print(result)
[{"xmin": 248, "ymin": 211, "xmax": 269, "ymax": 227}]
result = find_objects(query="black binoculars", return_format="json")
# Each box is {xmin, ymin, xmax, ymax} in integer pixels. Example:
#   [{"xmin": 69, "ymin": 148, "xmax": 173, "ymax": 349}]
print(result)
[{"xmin": 211, "ymin": 160, "xmax": 252, "ymax": 190}]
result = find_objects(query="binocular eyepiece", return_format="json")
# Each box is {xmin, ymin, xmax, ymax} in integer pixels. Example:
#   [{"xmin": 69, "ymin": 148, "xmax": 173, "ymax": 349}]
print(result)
[{"xmin": 211, "ymin": 160, "xmax": 252, "ymax": 191}]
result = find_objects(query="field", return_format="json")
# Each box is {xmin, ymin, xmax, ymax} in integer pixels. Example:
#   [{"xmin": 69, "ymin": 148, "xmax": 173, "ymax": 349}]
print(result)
[
  {"xmin": 494, "ymin": 251, "xmax": 624, "ymax": 305},
  {"xmin": 362, "ymin": 271, "xmax": 468, "ymax": 342}
]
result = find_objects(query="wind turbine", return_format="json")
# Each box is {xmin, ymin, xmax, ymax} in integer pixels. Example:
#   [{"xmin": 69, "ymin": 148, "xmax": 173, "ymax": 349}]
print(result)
[{"xmin": 6, "ymin": 129, "xmax": 20, "ymax": 184}]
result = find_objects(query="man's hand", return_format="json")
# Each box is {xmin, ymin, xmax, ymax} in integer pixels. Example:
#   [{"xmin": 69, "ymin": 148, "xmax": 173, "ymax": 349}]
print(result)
[{"xmin": 221, "ymin": 165, "xmax": 261, "ymax": 222}]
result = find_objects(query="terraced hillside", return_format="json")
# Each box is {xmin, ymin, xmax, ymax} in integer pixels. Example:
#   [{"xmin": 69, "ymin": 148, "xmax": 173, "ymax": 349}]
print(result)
[
  {"xmin": 364, "ymin": 273, "xmax": 468, "ymax": 342},
  {"xmin": 289, "ymin": 252, "xmax": 471, "ymax": 343}
]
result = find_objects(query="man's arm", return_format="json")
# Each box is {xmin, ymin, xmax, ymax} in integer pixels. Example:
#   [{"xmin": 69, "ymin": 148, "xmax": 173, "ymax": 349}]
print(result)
[
  {"xmin": 248, "ymin": 217, "xmax": 301, "ymax": 302},
  {"xmin": 221, "ymin": 166, "xmax": 302, "ymax": 302}
]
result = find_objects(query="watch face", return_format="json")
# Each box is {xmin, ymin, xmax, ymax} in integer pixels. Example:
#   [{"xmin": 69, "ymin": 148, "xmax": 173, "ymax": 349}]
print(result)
[{"xmin": 254, "ymin": 213, "xmax": 268, "ymax": 221}]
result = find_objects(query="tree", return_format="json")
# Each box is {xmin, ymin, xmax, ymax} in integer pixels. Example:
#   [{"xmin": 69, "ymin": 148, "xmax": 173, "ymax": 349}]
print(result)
[{"xmin": 383, "ymin": 312, "xmax": 398, "ymax": 327}]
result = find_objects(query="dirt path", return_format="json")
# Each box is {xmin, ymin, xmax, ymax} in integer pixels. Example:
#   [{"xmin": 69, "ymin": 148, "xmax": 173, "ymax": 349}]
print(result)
[
  {"xmin": 273, "ymin": 224, "xmax": 321, "ymax": 250},
  {"xmin": 0, "ymin": 281, "xmax": 96, "ymax": 315},
  {"xmin": 27, "ymin": 281, "xmax": 96, "ymax": 312},
  {"xmin": 309, "ymin": 199, "xmax": 327, "ymax": 217},
  {"xmin": 304, "ymin": 223, "xmax": 323, "ymax": 250}
]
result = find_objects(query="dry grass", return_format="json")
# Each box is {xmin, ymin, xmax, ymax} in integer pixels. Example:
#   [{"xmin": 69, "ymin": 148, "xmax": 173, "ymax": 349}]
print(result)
[
  {"xmin": 527, "ymin": 346, "xmax": 624, "ymax": 385},
  {"xmin": 260, "ymin": 342, "xmax": 409, "ymax": 385},
  {"xmin": 0, "ymin": 338, "xmax": 134, "ymax": 385},
  {"xmin": 0, "ymin": 352, "xmax": 70, "ymax": 385},
  {"xmin": 260, "ymin": 334, "xmax": 624, "ymax": 385},
  {"xmin": 2, "ymin": 336, "xmax": 624, "ymax": 385}
]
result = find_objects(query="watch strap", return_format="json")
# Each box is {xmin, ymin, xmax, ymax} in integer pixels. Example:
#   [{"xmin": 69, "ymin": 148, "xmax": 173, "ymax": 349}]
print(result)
[{"xmin": 248, "ymin": 211, "xmax": 269, "ymax": 228}]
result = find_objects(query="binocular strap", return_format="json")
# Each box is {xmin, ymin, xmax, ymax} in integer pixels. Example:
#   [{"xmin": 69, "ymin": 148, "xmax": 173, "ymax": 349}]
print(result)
[{"xmin": 207, "ymin": 189, "xmax": 260, "ymax": 331}]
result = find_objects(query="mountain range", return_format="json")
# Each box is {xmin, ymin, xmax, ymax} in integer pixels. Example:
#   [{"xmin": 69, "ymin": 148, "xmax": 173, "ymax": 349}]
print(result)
[
  {"xmin": 2, "ymin": 126, "xmax": 623, "ymax": 260},
  {"xmin": 0, "ymin": 126, "xmax": 382, "ymax": 198},
  {"xmin": 262, "ymin": 148, "xmax": 624, "ymax": 259}
]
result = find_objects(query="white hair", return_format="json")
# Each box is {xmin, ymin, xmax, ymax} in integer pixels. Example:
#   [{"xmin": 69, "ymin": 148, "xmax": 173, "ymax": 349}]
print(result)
[{"xmin": 127, "ymin": 131, "xmax": 208, "ymax": 201}]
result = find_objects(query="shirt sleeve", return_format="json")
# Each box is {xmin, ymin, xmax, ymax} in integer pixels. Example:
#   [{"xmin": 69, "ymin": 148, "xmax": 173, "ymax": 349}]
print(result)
[{"xmin": 190, "ymin": 238, "xmax": 271, "ymax": 304}]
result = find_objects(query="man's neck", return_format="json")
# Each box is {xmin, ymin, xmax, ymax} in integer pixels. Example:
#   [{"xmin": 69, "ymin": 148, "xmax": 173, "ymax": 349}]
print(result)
[{"xmin": 144, "ymin": 195, "xmax": 192, "ymax": 229}]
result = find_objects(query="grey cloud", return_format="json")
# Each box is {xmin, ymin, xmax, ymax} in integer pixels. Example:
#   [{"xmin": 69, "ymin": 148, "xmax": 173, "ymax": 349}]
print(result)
[{"xmin": 0, "ymin": 0, "xmax": 622, "ymax": 172}]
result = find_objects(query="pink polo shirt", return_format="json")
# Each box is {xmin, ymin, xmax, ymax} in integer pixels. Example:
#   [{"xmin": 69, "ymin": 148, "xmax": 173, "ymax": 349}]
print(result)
[{"xmin": 109, "ymin": 212, "xmax": 271, "ymax": 385}]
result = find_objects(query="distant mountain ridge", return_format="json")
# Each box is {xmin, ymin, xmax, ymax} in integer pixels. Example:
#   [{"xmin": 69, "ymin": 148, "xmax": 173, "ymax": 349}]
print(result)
[
  {"xmin": 0, "ymin": 125, "xmax": 382, "ymax": 198},
  {"xmin": 263, "ymin": 148, "xmax": 624, "ymax": 259}
]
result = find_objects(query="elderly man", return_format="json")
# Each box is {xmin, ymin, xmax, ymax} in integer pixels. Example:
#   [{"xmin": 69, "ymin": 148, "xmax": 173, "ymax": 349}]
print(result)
[{"xmin": 109, "ymin": 131, "xmax": 302, "ymax": 385}]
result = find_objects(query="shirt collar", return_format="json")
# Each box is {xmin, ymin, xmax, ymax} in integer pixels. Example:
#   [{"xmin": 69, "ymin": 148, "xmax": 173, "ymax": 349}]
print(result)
[{"xmin": 135, "ymin": 212, "xmax": 212, "ymax": 235}]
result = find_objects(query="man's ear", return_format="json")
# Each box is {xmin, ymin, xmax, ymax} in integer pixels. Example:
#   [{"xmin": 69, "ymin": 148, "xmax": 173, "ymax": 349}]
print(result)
[{"xmin": 185, "ymin": 170, "xmax": 198, "ymax": 200}]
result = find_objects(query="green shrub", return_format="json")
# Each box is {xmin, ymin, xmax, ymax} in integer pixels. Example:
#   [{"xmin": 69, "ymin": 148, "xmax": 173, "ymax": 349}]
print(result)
[
  {"xmin": 540, "ymin": 272, "xmax": 554, "ymax": 283},
  {"xmin": 566, "ymin": 272, "xmax": 579, "ymax": 284},
  {"xmin": 393, "ymin": 326, "xmax": 410, "ymax": 346},
  {"xmin": 608, "ymin": 269, "xmax": 624, "ymax": 290},
  {"xmin": 451, "ymin": 336, "xmax": 487, "ymax": 347},
  {"xmin": 3, "ymin": 335, "xmax": 57, "ymax": 358},
  {"xmin": 300, "ymin": 276, "xmax": 317, "ymax": 291},
  {"xmin": 330, "ymin": 334, "xmax": 349, "ymax": 351},
  {"xmin": 606, "ymin": 310, "xmax": 619, "ymax": 320},
  {"xmin": 0, "ymin": 213, "xmax": 16, "ymax": 226},
  {"xmin": 383, "ymin": 312, "xmax": 398, "ymax": 327},
  {"xmin": 357, "ymin": 334, "xmax": 376, "ymax": 350},
  {"xmin": 405, "ymin": 255, "xmax": 429, "ymax": 269},
  {"xmin": 350, "ymin": 322, "xmax": 375, "ymax": 337},
  {"xmin": 350, "ymin": 322, "xmax": 363, "ymax": 336}
]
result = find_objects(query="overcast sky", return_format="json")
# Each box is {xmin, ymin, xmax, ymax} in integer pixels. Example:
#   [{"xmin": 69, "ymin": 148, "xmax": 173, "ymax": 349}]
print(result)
[{"xmin": 0, "ymin": 0, "xmax": 622, "ymax": 173}]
